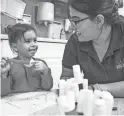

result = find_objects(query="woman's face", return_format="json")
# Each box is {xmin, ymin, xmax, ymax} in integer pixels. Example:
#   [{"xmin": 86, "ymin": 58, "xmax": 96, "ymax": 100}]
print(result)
[{"xmin": 69, "ymin": 7, "xmax": 101, "ymax": 42}]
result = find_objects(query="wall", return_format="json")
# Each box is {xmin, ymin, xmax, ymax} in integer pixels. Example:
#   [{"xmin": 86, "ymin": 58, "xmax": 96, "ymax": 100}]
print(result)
[
  {"xmin": 118, "ymin": 0, "xmax": 124, "ymax": 16},
  {"xmin": 1, "ymin": 0, "xmax": 66, "ymax": 38}
]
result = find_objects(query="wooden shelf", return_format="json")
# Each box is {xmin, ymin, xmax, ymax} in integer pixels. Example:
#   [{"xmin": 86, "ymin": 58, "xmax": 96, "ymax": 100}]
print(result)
[{"xmin": 0, "ymin": 34, "xmax": 67, "ymax": 44}]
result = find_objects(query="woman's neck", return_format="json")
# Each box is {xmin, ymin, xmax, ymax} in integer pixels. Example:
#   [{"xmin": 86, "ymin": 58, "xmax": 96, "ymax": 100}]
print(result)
[{"xmin": 93, "ymin": 25, "xmax": 111, "ymax": 45}]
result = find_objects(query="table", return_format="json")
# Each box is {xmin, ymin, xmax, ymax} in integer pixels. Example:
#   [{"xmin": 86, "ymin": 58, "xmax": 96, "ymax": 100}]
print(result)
[
  {"xmin": 1, "ymin": 90, "xmax": 64, "ymax": 116},
  {"xmin": 64, "ymin": 98, "xmax": 124, "ymax": 116},
  {"xmin": 112, "ymin": 98, "xmax": 124, "ymax": 115},
  {"xmin": 1, "ymin": 90, "xmax": 124, "ymax": 116}
]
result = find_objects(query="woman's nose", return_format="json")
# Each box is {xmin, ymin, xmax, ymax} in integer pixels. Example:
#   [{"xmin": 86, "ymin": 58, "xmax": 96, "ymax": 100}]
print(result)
[{"xmin": 69, "ymin": 23, "xmax": 79, "ymax": 34}]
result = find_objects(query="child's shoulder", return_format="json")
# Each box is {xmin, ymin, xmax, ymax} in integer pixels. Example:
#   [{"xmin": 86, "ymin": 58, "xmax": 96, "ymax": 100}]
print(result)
[
  {"xmin": 32, "ymin": 57, "xmax": 48, "ymax": 66},
  {"xmin": 13, "ymin": 57, "xmax": 18, "ymax": 59}
]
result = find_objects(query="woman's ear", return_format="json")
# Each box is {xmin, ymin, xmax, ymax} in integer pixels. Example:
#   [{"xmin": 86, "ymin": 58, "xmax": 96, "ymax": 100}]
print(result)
[
  {"xmin": 12, "ymin": 43, "xmax": 18, "ymax": 53},
  {"xmin": 95, "ymin": 14, "xmax": 104, "ymax": 28}
]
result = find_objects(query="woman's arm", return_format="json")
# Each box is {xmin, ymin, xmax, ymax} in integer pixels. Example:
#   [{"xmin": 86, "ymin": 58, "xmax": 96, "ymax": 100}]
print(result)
[
  {"xmin": 61, "ymin": 67, "xmax": 124, "ymax": 97},
  {"xmin": 60, "ymin": 66, "xmax": 74, "ymax": 80},
  {"xmin": 98, "ymin": 81, "xmax": 124, "ymax": 98}
]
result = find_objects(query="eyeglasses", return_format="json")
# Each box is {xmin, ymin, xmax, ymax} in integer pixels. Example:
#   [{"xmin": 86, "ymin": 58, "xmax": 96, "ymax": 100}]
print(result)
[
  {"xmin": 68, "ymin": 16, "xmax": 90, "ymax": 31},
  {"xmin": 69, "ymin": 16, "xmax": 90, "ymax": 25}
]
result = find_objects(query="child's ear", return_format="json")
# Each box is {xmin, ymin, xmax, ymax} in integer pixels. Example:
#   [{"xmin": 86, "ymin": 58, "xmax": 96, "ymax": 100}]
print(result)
[{"xmin": 12, "ymin": 43, "xmax": 18, "ymax": 53}]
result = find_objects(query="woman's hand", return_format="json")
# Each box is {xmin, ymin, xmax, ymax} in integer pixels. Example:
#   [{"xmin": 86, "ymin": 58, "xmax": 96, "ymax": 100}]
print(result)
[
  {"xmin": 1, "ymin": 57, "xmax": 11, "ymax": 78},
  {"xmin": 33, "ymin": 61, "xmax": 48, "ymax": 71}
]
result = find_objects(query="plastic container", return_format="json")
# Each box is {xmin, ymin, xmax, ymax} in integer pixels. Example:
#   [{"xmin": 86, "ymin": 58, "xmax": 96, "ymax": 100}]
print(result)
[
  {"xmin": 59, "ymin": 80, "xmax": 66, "ymax": 96},
  {"xmin": 77, "ymin": 89, "xmax": 93, "ymax": 116},
  {"xmin": 102, "ymin": 91, "xmax": 114, "ymax": 115},
  {"xmin": 93, "ymin": 99, "xmax": 107, "ymax": 115},
  {"xmin": 73, "ymin": 65, "xmax": 83, "ymax": 84}
]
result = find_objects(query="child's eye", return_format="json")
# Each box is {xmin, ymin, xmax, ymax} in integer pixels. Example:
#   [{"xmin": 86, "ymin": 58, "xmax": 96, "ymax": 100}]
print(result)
[
  {"xmin": 34, "ymin": 39, "xmax": 37, "ymax": 43},
  {"xmin": 25, "ymin": 40, "xmax": 31, "ymax": 43}
]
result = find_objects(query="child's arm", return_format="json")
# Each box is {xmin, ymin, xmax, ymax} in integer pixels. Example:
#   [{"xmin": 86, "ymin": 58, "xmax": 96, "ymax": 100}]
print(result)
[
  {"xmin": 33, "ymin": 59, "xmax": 53, "ymax": 90},
  {"xmin": 1, "ymin": 57, "xmax": 11, "ymax": 97},
  {"xmin": 1, "ymin": 72, "xmax": 11, "ymax": 97},
  {"xmin": 40, "ymin": 66, "xmax": 53, "ymax": 91}
]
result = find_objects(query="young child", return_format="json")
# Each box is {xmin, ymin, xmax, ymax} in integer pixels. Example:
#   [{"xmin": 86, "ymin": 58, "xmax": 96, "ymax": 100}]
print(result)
[{"xmin": 1, "ymin": 23, "xmax": 53, "ymax": 96}]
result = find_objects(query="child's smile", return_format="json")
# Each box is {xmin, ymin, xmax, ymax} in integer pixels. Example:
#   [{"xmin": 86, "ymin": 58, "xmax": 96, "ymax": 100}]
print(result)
[{"xmin": 28, "ymin": 47, "xmax": 38, "ymax": 55}]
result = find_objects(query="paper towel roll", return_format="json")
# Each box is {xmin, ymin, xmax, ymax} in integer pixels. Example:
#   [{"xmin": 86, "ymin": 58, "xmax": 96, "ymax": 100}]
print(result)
[{"xmin": 37, "ymin": 2, "xmax": 54, "ymax": 23}]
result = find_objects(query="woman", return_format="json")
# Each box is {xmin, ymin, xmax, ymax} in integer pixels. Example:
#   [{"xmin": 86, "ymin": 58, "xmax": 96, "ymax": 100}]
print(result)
[{"xmin": 61, "ymin": 0, "xmax": 124, "ymax": 97}]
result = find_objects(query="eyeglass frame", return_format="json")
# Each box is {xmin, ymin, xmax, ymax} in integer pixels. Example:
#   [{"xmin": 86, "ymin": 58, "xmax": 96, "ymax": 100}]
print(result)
[
  {"xmin": 69, "ymin": 16, "xmax": 90, "ymax": 24},
  {"xmin": 68, "ymin": 16, "xmax": 90, "ymax": 30}
]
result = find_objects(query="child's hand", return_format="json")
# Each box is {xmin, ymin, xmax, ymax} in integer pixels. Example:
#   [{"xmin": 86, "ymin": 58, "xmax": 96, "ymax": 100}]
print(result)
[
  {"xmin": 32, "ymin": 61, "xmax": 48, "ymax": 71},
  {"xmin": 1, "ymin": 57, "xmax": 11, "ymax": 74}
]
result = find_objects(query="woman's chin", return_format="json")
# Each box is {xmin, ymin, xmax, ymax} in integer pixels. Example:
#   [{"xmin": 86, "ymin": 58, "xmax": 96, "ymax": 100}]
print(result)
[
  {"xmin": 78, "ymin": 37, "xmax": 88, "ymax": 42},
  {"xmin": 78, "ymin": 35, "xmax": 92, "ymax": 42}
]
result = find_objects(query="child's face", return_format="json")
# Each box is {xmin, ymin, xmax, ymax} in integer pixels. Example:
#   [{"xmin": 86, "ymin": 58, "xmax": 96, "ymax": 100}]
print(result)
[{"xmin": 15, "ymin": 30, "xmax": 38, "ymax": 59}]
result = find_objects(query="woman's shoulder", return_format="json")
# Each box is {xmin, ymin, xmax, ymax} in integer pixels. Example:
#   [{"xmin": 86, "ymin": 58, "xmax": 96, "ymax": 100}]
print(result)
[
  {"xmin": 66, "ymin": 33, "xmax": 79, "ymax": 47},
  {"xmin": 113, "ymin": 16, "xmax": 124, "ymax": 37},
  {"xmin": 68, "ymin": 33, "xmax": 78, "ymax": 41},
  {"xmin": 117, "ymin": 15, "xmax": 124, "ymax": 33}
]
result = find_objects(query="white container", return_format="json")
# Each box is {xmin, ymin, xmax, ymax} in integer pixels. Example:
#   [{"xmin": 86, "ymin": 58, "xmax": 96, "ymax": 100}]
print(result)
[
  {"xmin": 37, "ymin": 2, "xmax": 54, "ymax": 23},
  {"xmin": 102, "ymin": 91, "xmax": 114, "ymax": 115},
  {"xmin": 71, "ymin": 82, "xmax": 79, "ymax": 102},
  {"xmin": 77, "ymin": 90, "xmax": 85, "ymax": 113},
  {"xmin": 57, "ymin": 91, "xmax": 75, "ymax": 113},
  {"xmin": 77, "ymin": 89, "xmax": 93, "ymax": 116},
  {"xmin": 93, "ymin": 99, "xmax": 107, "ymax": 115},
  {"xmin": 59, "ymin": 80, "xmax": 66, "ymax": 96},
  {"xmin": 66, "ymin": 91, "xmax": 75, "ymax": 112},
  {"xmin": 1, "ymin": 0, "xmax": 26, "ymax": 19},
  {"xmin": 73, "ymin": 65, "xmax": 83, "ymax": 84},
  {"xmin": 57, "ymin": 95, "xmax": 69, "ymax": 112},
  {"xmin": 94, "ymin": 90, "xmax": 103, "ymax": 99},
  {"xmin": 48, "ymin": 21, "xmax": 62, "ymax": 39},
  {"xmin": 83, "ymin": 79, "xmax": 88, "ymax": 89}
]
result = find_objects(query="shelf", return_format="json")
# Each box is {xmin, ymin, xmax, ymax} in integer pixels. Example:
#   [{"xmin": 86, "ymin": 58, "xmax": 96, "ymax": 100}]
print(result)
[
  {"xmin": 1, "ymin": 12, "xmax": 17, "ymax": 20},
  {"xmin": 0, "ymin": 34, "xmax": 67, "ymax": 44}
]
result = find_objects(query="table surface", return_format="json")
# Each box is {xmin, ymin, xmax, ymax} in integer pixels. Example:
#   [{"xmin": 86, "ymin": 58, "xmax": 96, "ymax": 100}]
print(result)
[
  {"xmin": 1, "ymin": 90, "xmax": 124, "ymax": 116},
  {"xmin": 65, "ymin": 98, "xmax": 124, "ymax": 116},
  {"xmin": 112, "ymin": 98, "xmax": 124, "ymax": 115}
]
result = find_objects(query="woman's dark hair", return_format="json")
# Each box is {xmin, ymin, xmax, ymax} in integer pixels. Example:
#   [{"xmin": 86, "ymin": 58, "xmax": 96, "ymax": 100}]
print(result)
[
  {"xmin": 6, "ymin": 23, "xmax": 37, "ymax": 53},
  {"xmin": 70, "ymin": 0, "xmax": 121, "ymax": 24}
]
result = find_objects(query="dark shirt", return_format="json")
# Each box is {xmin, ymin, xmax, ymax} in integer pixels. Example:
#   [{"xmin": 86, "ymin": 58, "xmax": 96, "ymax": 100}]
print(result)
[{"xmin": 62, "ymin": 22, "xmax": 124, "ymax": 84}]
